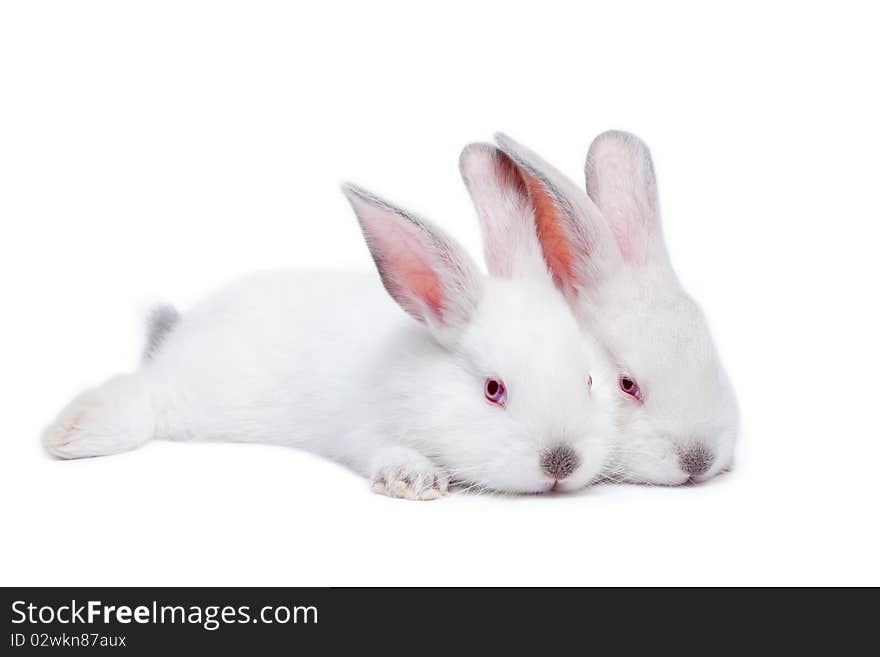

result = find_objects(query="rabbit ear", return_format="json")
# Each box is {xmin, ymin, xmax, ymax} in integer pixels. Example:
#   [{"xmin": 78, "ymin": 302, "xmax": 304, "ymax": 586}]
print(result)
[
  {"xmin": 493, "ymin": 133, "xmax": 620, "ymax": 300},
  {"xmin": 585, "ymin": 130, "xmax": 665, "ymax": 265},
  {"xmin": 458, "ymin": 143, "xmax": 547, "ymax": 280},
  {"xmin": 342, "ymin": 184, "xmax": 483, "ymax": 342}
]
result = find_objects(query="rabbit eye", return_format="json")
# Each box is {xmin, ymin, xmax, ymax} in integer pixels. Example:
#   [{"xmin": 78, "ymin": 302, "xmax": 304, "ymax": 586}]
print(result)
[
  {"xmin": 484, "ymin": 378, "xmax": 507, "ymax": 407},
  {"xmin": 619, "ymin": 375, "xmax": 642, "ymax": 401},
  {"xmin": 587, "ymin": 375, "xmax": 593, "ymax": 389}
]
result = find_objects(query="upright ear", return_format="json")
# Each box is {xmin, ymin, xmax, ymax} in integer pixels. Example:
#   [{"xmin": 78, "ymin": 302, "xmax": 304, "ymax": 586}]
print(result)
[
  {"xmin": 493, "ymin": 133, "xmax": 620, "ymax": 300},
  {"xmin": 585, "ymin": 130, "xmax": 665, "ymax": 265},
  {"xmin": 458, "ymin": 143, "xmax": 546, "ymax": 279},
  {"xmin": 342, "ymin": 184, "xmax": 483, "ymax": 344}
]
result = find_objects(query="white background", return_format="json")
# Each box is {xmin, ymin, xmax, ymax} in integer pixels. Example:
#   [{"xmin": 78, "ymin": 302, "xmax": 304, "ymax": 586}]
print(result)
[{"xmin": 2, "ymin": 1, "xmax": 878, "ymax": 586}]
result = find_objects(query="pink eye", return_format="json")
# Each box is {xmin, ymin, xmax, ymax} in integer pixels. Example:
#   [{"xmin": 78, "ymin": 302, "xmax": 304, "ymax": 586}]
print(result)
[
  {"xmin": 619, "ymin": 375, "xmax": 642, "ymax": 401},
  {"xmin": 484, "ymin": 378, "xmax": 507, "ymax": 407},
  {"xmin": 588, "ymin": 375, "xmax": 592, "ymax": 389}
]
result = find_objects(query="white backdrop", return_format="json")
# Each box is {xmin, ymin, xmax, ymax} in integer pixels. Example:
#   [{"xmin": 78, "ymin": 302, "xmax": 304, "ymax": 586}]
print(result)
[{"xmin": 2, "ymin": 1, "xmax": 878, "ymax": 586}]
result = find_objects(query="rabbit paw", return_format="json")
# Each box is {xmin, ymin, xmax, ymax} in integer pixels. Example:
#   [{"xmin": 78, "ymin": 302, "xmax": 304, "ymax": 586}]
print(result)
[
  {"xmin": 42, "ymin": 375, "xmax": 153, "ymax": 459},
  {"xmin": 370, "ymin": 447, "xmax": 449, "ymax": 501}
]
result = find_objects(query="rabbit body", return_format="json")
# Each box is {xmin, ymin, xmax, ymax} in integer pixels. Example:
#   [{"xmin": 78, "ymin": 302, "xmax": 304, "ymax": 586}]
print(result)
[{"xmin": 44, "ymin": 186, "xmax": 616, "ymax": 499}]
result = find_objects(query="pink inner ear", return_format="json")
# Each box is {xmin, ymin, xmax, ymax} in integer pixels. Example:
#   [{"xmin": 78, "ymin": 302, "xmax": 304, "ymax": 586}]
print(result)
[
  {"xmin": 522, "ymin": 173, "xmax": 576, "ymax": 291},
  {"xmin": 607, "ymin": 204, "xmax": 639, "ymax": 263},
  {"xmin": 402, "ymin": 268, "xmax": 444, "ymax": 317},
  {"xmin": 588, "ymin": 139, "xmax": 655, "ymax": 266},
  {"xmin": 375, "ymin": 220, "xmax": 445, "ymax": 319},
  {"xmin": 482, "ymin": 152, "xmax": 531, "ymax": 278}
]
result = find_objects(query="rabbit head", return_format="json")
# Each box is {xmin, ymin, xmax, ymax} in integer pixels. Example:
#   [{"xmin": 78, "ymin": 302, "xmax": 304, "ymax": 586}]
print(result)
[
  {"xmin": 487, "ymin": 132, "xmax": 739, "ymax": 485},
  {"xmin": 343, "ymin": 181, "xmax": 616, "ymax": 493}
]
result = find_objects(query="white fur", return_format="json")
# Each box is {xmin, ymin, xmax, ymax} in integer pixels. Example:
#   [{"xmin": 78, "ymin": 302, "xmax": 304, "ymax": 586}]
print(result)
[
  {"xmin": 579, "ymin": 265, "xmax": 739, "ymax": 484},
  {"xmin": 42, "ymin": 186, "xmax": 617, "ymax": 499},
  {"xmin": 491, "ymin": 132, "xmax": 739, "ymax": 485}
]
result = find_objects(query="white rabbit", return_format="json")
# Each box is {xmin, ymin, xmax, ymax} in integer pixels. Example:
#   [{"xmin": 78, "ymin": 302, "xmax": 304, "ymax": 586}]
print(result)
[
  {"xmin": 42, "ymin": 182, "xmax": 617, "ymax": 499},
  {"xmin": 478, "ymin": 132, "xmax": 739, "ymax": 485}
]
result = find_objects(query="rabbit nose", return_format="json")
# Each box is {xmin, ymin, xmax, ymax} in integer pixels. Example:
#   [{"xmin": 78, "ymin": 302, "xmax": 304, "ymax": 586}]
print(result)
[
  {"xmin": 679, "ymin": 445, "xmax": 714, "ymax": 476},
  {"xmin": 540, "ymin": 444, "xmax": 580, "ymax": 480}
]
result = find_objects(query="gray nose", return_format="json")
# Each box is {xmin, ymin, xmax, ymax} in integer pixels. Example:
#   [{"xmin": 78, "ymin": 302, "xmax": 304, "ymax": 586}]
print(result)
[
  {"xmin": 540, "ymin": 444, "xmax": 580, "ymax": 480},
  {"xmin": 679, "ymin": 445, "xmax": 714, "ymax": 477}
]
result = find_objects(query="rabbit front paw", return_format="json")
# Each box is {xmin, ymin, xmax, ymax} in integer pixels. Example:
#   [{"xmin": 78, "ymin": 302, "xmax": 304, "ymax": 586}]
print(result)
[{"xmin": 370, "ymin": 447, "xmax": 449, "ymax": 501}]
